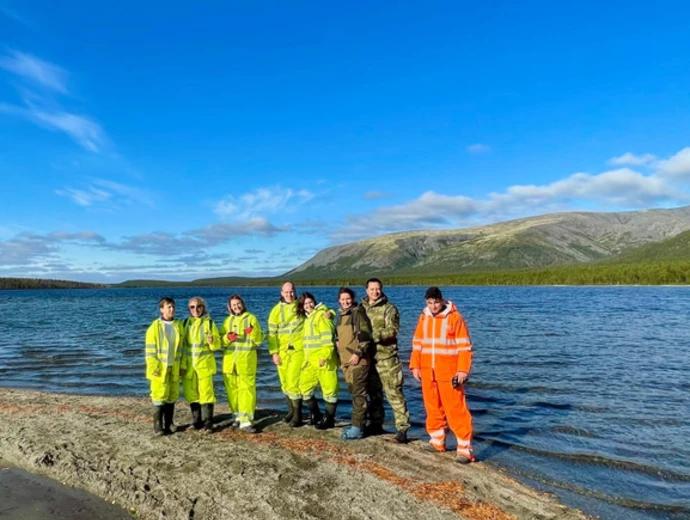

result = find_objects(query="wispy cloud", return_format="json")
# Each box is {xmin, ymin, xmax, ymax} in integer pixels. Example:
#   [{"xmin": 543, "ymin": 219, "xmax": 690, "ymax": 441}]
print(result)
[
  {"xmin": 332, "ymin": 147, "xmax": 690, "ymax": 242},
  {"xmin": 609, "ymin": 152, "xmax": 656, "ymax": 166},
  {"xmin": 56, "ymin": 179, "xmax": 152, "ymax": 208},
  {"xmin": 0, "ymin": 231, "xmax": 105, "ymax": 266},
  {"xmin": 467, "ymin": 143, "xmax": 490, "ymax": 154},
  {"xmin": 0, "ymin": 49, "xmax": 108, "ymax": 152},
  {"xmin": 214, "ymin": 185, "xmax": 314, "ymax": 219},
  {"xmin": 363, "ymin": 191, "xmax": 393, "ymax": 200},
  {"xmin": 0, "ymin": 49, "xmax": 68, "ymax": 93},
  {"xmin": 0, "ymin": 6, "xmax": 33, "ymax": 30}
]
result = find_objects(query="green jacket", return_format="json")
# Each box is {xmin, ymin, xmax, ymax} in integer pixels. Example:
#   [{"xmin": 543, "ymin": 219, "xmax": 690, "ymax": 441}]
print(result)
[{"xmin": 361, "ymin": 293, "xmax": 400, "ymax": 361}]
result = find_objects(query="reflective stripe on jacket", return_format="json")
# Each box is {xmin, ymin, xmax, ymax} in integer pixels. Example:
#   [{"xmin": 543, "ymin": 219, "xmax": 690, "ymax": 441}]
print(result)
[
  {"xmin": 183, "ymin": 316, "xmax": 221, "ymax": 378},
  {"xmin": 409, "ymin": 301, "xmax": 472, "ymax": 381},
  {"xmin": 220, "ymin": 311, "xmax": 264, "ymax": 374},
  {"xmin": 145, "ymin": 318, "xmax": 187, "ymax": 382},
  {"xmin": 267, "ymin": 301, "xmax": 304, "ymax": 354},
  {"xmin": 303, "ymin": 303, "xmax": 336, "ymax": 364}
]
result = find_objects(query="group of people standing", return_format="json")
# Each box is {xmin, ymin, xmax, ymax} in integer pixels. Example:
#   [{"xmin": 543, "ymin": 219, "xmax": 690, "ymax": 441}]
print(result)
[{"xmin": 144, "ymin": 279, "xmax": 475, "ymax": 463}]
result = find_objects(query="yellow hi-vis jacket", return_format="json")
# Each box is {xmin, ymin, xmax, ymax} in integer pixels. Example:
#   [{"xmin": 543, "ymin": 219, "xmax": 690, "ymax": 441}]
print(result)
[
  {"xmin": 145, "ymin": 318, "xmax": 187, "ymax": 382},
  {"xmin": 220, "ymin": 311, "xmax": 264, "ymax": 374},
  {"xmin": 303, "ymin": 303, "xmax": 337, "ymax": 366},
  {"xmin": 183, "ymin": 316, "xmax": 221, "ymax": 379},
  {"xmin": 267, "ymin": 301, "xmax": 304, "ymax": 355}
]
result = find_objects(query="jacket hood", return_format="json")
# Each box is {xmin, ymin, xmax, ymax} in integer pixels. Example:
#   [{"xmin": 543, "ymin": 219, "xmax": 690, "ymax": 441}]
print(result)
[
  {"xmin": 362, "ymin": 293, "xmax": 388, "ymax": 308},
  {"xmin": 422, "ymin": 300, "xmax": 457, "ymax": 318}
]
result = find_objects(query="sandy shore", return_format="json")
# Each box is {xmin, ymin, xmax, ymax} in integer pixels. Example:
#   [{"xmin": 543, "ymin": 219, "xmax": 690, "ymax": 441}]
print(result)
[{"xmin": 0, "ymin": 389, "xmax": 588, "ymax": 520}]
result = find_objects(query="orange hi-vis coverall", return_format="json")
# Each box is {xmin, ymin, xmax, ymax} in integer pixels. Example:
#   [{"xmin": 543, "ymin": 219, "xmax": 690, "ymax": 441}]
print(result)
[{"xmin": 410, "ymin": 301, "xmax": 474, "ymax": 460}]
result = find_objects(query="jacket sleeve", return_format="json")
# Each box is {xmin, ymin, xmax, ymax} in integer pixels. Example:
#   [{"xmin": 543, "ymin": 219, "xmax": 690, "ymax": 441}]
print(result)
[
  {"xmin": 249, "ymin": 314, "xmax": 264, "ymax": 347},
  {"xmin": 207, "ymin": 319, "xmax": 222, "ymax": 352},
  {"xmin": 348, "ymin": 308, "xmax": 372, "ymax": 357},
  {"xmin": 177, "ymin": 322, "xmax": 188, "ymax": 370},
  {"xmin": 220, "ymin": 317, "xmax": 231, "ymax": 348},
  {"xmin": 267, "ymin": 306, "xmax": 280, "ymax": 355},
  {"xmin": 409, "ymin": 314, "xmax": 425, "ymax": 371},
  {"xmin": 317, "ymin": 314, "xmax": 336, "ymax": 360},
  {"xmin": 145, "ymin": 322, "xmax": 162, "ymax": 378},
  {"xmin": 454, "ymin": 314, "xmax": 473, "ymax": 373},
  {"xmin": 374, "ymin": 304, "xmax": 400, "ymax": 344}
]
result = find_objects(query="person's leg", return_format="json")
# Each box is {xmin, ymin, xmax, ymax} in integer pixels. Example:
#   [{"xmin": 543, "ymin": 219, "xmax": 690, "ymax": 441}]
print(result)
[
  {"xmin": 366, "ymin": 361, "xmax": 385, "ymax": 430},
  {"xmin": 300, "ymin": 361, "xmax": 320, "ymax": 425},
  {"xmin": 375, "ymin": 357, "xmax": 411, "ymax": 442},
  {"xmin": 198, "ymin": 375, "xmax": 216, "ymax": 432},
  {"xmin": 439, "ymin": 380, "xmax": 474, "ymax": 462},
  {"xmin": 422, "ymin": 374, "xmax": 447, "ymax": 452},
  {"xmin": 237, "ymin": 371, "xmax": 257, "ymax": 430},
  {"xmin": 182, "ymin": 371, "xmax": 202, "ymax": 429},
  {"xmin": 285, "ymin": 350, "xmax": 304, "ymax": 426},
  {"xmin": 223, "ymin": 371, "xmax": 240, "ymax": 424}
]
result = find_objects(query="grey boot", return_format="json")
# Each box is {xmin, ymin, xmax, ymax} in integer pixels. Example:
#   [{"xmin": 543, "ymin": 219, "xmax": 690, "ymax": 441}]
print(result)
[
  {"xmin": 202, "ymin": 403, "xmax": 214, "ymax": 432},
  {"xmin": 163, "ymin": 403, "xmax": 177, "ymax": 434},
  {"xmin": 153, "ymin": 406, "xmax": 164, "ymax": 436},
  {"xmin": 305, "ymin": 397, "xmax": 322, "ymax": 426},
  {"xmin": 283, "ymin": 396, "xmax": 294, "ymax": 423},
  {"xmin": 315, "ymin": 402, "xmax": 336, "ymax": 430},
  {"xmin": 190, "ymin": 402, "xmax": 203, "ymax": 430},
  {"xmin": 289, "ymin": 399, "xmax": 303, "ymax": 427}
]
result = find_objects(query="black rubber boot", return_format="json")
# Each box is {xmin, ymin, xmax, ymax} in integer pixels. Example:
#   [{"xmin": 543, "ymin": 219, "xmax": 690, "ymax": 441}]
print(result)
[
  {"xmin": 202, "ymin": 403, "xmax": 214, "ymax": 433},
  {"xmin": 190, "ymin": 402, "xmax": 203, "ymax": 430},
  {"xmin": 289, "ymin": 399, "xmax": 303, "ymax": 427},
  {"xmin": 315, "ymin": 402, "xmax": 336, "ymax": 430},
  {"xmin": 153, "ymin": 406, "xmax": 164, "ymax": 436},
  {"xmin": 305, "ymin": 397, "xmax": 322, "ymax": 426},
  {"xmin": 283, "ymin": 396, "xmax": 294, "ymax": 423},
  {"xmin": 163, "ymin": 403, "xmax": 177, "ymax": 434}
]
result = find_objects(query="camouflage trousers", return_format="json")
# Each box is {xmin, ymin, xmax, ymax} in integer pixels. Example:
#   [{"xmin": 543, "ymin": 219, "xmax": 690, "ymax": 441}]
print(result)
[{"xmin": 367, "ymin": 356, "xmax": 410, "ymax": 432}]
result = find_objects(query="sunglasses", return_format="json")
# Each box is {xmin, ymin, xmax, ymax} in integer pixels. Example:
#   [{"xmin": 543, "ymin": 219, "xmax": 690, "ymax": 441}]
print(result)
[{"xmin": 189, "ymin": 305, "xmax": 204, "ymax": 310}]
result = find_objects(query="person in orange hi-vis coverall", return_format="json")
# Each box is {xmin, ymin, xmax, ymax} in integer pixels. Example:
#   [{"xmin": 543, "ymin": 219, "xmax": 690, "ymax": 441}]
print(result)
[{"xmin": 410, "ymin": 286, "xmax": 475, "ymax": 463}]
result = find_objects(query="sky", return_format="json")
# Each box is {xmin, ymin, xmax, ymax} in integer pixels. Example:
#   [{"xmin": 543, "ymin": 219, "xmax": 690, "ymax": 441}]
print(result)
[{"xmin": 2, "ymin": 1, "xmax": 690, "ymax": 283}]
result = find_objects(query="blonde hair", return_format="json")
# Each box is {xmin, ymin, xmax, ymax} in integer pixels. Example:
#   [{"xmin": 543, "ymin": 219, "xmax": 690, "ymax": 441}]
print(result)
[{"xmin": 188, "ymin": 296, "xmax": 209, "ymax": 317}]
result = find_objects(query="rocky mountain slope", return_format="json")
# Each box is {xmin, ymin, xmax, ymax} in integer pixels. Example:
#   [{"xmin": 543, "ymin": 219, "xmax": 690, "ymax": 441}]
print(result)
[{"xmin": 287, "ymin": 206, "xmax": 690, "ymax": 278}]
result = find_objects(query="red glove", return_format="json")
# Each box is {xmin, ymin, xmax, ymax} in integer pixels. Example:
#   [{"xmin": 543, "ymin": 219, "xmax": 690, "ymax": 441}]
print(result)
[
  {"xmin": 244, "ymin": 327, "xmax": 253, "ymax": 335},
  {"xmin": 227, "ymin": 332, "xmax": 238, "ymax": 342}
]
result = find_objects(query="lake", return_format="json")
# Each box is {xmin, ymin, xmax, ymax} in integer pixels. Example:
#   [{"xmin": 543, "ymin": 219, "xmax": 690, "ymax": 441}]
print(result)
[{"xmin": 0, "ymin": 286, "xmax": 688, "ymax": 519}]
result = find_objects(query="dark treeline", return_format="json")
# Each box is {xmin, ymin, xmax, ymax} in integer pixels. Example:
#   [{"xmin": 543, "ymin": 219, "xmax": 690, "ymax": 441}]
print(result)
[
  {"xmin": 5, "ymin": 261, "xmax": 690, "ymax": 290},
  {"xmin": 0, "ymin": 278, "xmax": 106, "ymax": 290}
]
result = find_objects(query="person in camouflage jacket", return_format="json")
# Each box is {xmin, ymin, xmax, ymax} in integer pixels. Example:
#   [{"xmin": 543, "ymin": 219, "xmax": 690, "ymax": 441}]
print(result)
[{"xmin": 361, "ymin": 278, "xmax": 411, "ymax": 443}]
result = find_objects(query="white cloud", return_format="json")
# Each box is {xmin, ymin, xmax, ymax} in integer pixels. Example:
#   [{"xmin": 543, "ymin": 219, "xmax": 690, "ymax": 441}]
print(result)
[
  {"xmin": 0, "ymin": 231, "xmax": 105, "ymax": 266},
  {"xmin": 215, "ymin": 185, "xmax": 314, "ymax": 219},
  {"xmin": 56, "ymin": 179, "xmax": 154, "ymax": 208},
  {"xmin": 0, "ymin": 49, "xmax": 68, "ymax": 93},
  {"xmin": 467, "ymin": 143, "xmax": 490, "ymax": 154},
  {"xmin": 333, "ymin": 148, "xmax": 690, "ymax": 242},
  {"xmin": 609, "ymin": 152, "xmax": 657, "ymax": 166},
  {"xmin": 656, "ymin": 147, "xmax": 690, "ymax": 181}
]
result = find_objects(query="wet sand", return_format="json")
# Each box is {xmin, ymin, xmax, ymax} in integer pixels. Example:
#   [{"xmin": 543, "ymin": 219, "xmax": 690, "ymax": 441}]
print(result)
[
  {"xmin": 0, "ymin": 389, "xmax": 589, "ymax": 520},
  {"xmin": 0, "ymin": 460, "xmax": 132, "ymax": 520}
]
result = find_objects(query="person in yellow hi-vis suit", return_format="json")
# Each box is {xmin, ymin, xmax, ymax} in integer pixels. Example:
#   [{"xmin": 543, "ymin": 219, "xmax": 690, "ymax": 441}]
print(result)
[
  {"xmin": 220, "ymin": 294, "xmax": 264, "ymax": 433},
  {"xmin": 298, "ymin": 292, "xmax": 339, "ymax": 430},
  {"xmin": 145, "ymin": 297, "xmax": 187, "ymax": 436},
  {"xmin": 182, "ymin": 296, "xmax": 221, "ymax": 432},
  {"xmin": 267, "ymin": 282, "xmax": 305, "ymax": 426}
]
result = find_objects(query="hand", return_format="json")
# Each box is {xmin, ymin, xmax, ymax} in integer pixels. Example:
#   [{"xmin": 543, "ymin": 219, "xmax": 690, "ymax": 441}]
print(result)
[
  {"xmin": 325, "ymin": 310, "xmax": 335, "ymax": 319},
  {"xmin": 206, "ymin": 333, "xmax": 214, "ymax": 344},
  {"xmin": 272, "ymin": 354, "xmax": 281, "ymax": 366},
  {"xmin": 227, "ymin": 332, "xmax": 238, "ymax": 342},
  {"xmin": 454, "ymin": 371, "xmax": 469, "ymax": 386},
  {"xmin": 319, "ymin": 359, "xmax": 326, "ymax": 368},
  {"xmin": 153, "ymin": 369, "xmax": 161, "ymax": 377},
  {"xmin": 179, "ymin": 369, "xmax": 186, "ymax": 377},
  {"xmin": 348, "ymin": 354, "xmax": 360, "ymax": 366},
  {"xmin": 244, "ymin": 327, "xmax": 253, "ymax": 335},
  {"xmin": 411, "ymin": 368, "xmax": 421, "ymax": 381}
]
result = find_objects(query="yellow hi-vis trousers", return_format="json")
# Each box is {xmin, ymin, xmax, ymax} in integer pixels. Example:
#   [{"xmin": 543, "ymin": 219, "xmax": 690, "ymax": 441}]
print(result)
[{"xmin": 182, "ymin": 370, "xmax": 216, "ymax": 404}]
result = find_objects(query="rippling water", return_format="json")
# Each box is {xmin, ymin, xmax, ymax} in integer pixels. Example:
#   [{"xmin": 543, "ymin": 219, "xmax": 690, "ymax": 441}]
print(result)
[{"xmin": 1, "ymin": 286, "xmax": 689, "ymax": 519}]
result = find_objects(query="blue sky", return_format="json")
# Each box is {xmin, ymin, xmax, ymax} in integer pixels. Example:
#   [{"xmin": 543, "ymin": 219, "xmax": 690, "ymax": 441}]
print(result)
[{"xmin": 2, "ymin": 1, "xmax": 690, "ymax": 282}]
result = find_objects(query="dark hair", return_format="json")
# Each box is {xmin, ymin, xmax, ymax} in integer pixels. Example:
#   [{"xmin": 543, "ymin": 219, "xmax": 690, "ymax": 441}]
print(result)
[
  {"xmin": 424, "ymin": 286, "xmax": 443, "ymax": 300},
  {"xmin": 297, "ymin": 292, "xmax": 317, "ymax": 317},
  {"xmin": 158, "ymin": 297, "xmax": 175, "ymax": 308},
  {"xmin": 338, "ymin": 286, "xmax": 356, "ymax": 300},
  {"xmin": 365, "ymin": 277, "xmax": 383, "ymax": 288},
  {"xmin": 227, "ymin": 294, "xmax": 246, "ymax": 315}
]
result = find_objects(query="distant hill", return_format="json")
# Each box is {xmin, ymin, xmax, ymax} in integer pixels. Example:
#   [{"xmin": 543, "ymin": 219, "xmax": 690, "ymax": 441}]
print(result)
[
  {"xmin": 605, "ymin": 228, "xmax": 690, "ymax": 264},
  {"xmin": 0, "ymin": 278, "xmax": 106, "ymax": 290},
  {"xmin": 286, "ymin": 206, "xmax": 690, "ymax": 279}
]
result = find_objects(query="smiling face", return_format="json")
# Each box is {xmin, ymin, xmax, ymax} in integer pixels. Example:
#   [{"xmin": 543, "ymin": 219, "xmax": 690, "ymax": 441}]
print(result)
[
  {"xmin": 281, "ymin": 282, "xmax": 296, "ymax": 303},
  {"xmin": 188, "ymin": 298, "xmax": 204, "ymax": 317},
  {"xmin": 339, "ymin": 292, "xmax": 353, "ymax": 310},
  {"xmin": 229, "ymin": 298, "xmax": 244, "ymax": 315},
  {"xmin": 160, "ymin": 302, "xmax": 175, "ymax": 321},
  {"xmin": 366, "ymin": 281, "xmax": 382, "ymax": 303},
  {"xmin": 303, "ymin": 297, "xmax": 316, "ymax": 314}
]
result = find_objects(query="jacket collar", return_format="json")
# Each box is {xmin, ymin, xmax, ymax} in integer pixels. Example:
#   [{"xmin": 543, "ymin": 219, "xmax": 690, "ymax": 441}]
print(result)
[{"xmin": 423, "ymin": 300, "xmax": 456, "ymax": 318}]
